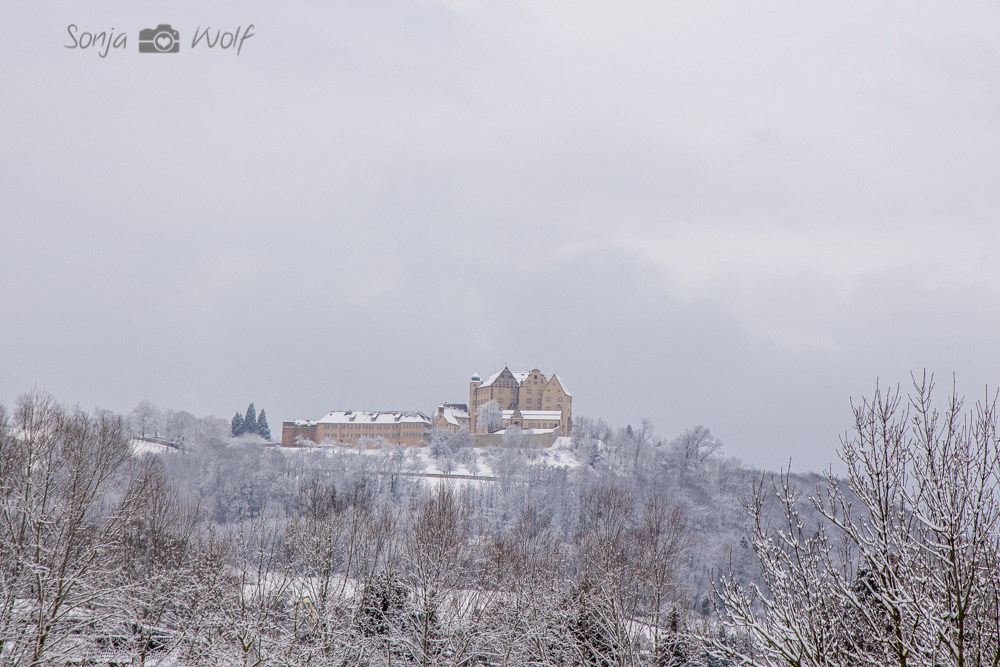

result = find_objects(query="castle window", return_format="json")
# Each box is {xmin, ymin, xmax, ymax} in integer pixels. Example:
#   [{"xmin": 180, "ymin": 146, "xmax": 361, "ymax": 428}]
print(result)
[{"xmin": 546, "ymin": 397, "xmax": 551, "ymax": 402}]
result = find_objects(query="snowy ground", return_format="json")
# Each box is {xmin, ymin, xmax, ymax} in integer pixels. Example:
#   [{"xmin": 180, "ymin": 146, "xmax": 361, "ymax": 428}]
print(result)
[
  {"xmin": 276, "ymin": 436, "xmax": 584, "ymax": 486},
  {"xmin": 131, "ymin": 438, "xmax": 179, "ymax": 456}
]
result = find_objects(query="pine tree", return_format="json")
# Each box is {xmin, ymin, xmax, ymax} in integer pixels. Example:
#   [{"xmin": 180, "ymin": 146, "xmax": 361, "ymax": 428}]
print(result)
[
  {"xmin": 231, "ymin": 411, "xmax": 245, "ymax": 437},
  {"xmin": 244, "ymin": 403, "xmax": 257, "ymax": 435},
  {"xmin": 256, "ymin": 410, "xmax": 271, "ymax": 440}
]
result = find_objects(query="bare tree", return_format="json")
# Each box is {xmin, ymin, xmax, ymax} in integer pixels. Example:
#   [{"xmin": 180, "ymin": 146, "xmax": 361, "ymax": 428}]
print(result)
[
  {"xmin": 400, "ymin": 484, "xmax": 487, "ymax": 667},
  {"xmin": 480, "ymin": 507, "xmax": 566, "ymax": 666},
  {"xmin": 633, "ymin": 495, "xmax": 690, "ymax": 662},
  {"xmin": 218, "ymin": 507, "xmax": 295, "ymax": 667},
  {"xmin": 285, "ymin": 480, "xmax": 398, "ymax": 663},
  {"xmin": 0, "ymin": 391, "xmax": 137, "ymax": 666},
  {"xmin": 573, "ymin": 483, "xmax": 643, "ymax": 667},
  {"xmin": 130, "ymin": 400, "xmax": 163, "ymax": 438},
  {"xmin": 161, "ymin": 409, "xmax": 197, "ymax": 444},
  {"xmin": 711, "ymin": 374, "xmax": 1000, "ymax": 667},
  {"xmin": 103, "ymin": 459, "xmax": 212, "ymax": 666},
  {"xmin": 670, "ymin": 426, "xmax": 722, "ymax": 469},
  {"xmin": 625, "ymin": 418, "xmax": 657, "ymax": 470}
]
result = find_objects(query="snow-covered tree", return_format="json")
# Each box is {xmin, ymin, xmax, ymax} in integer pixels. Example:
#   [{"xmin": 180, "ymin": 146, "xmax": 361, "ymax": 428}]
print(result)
[
  {"xmin": 216, "ymin": 508, "xmax": 295, "ymax": 666},
  {"xmin": 243, "ymin": 403, "xmax": 257, "ymax": 435},
  {"xmin": 451, "ymin": 425, "xmax": 473, "ymax": 451},
  {"xmin": 104, "ymin": 460, "xmax": 212, "ymax": 666},
  {"xmin": 407, "ymin": 447, "xmax": 428, "ymax": 473},
  {"xmin": 427, "ymin": 428, "xmax": 453, "ymax": 459},
  {"xmin": 230, "ymin": 403, "xmax": 269, "ymax": 439},
  {"xmin": 231, "ymin": 411, "xmax": 245, "ymax": 437},
  {"xmin": 256, "ymin": 409, "xmax": 271, "ymax": 440},
  {"xmin": 0, "ymin": 391, "xmax": 138, "ymax": 667},
  {"xmin": 669, "ymin": 425, "xmax": 722, "ymax": 469},
  {"xmin": 285, "ymin": 480, "xmax": 397, "ymax": 662},
  {"xmin": 710, "ymin": 373, "xmax": 1000, "ymax": 667},
  {"xmin": 131, "ymin": 399, "xmax": 163, "ymax": 438},
  {"xmin": 401, "ymin": 485, "xmax": 487, "ymax": 666},
  {"xmin": 476, "ymin": 400, "xmax": 504, "ymax": 433},
  {"xmin": 503, "ymin": 424, "xmax": 529, "ymax": 449},
  {"xmin": 627, "ymin": 417, "xmax": 657, "ymax": 470},
  {"xmin": 161, "ymin": 409, "xmax": 195, "ymax": 441}
]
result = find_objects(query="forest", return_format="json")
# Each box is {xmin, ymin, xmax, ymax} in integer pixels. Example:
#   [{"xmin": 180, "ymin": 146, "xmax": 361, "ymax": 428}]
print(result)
[{"xmin": 3, "ymin": 374, "xmax": 1000, "ymax": 667}]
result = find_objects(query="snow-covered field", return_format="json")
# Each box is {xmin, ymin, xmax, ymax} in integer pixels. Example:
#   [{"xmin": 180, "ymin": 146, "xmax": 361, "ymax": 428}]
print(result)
[
  {"xmin": 131, "ymin": 438, "xmax": 180, "ymax": 456},
  {"xmin": 275, "ymin": 436, "xmax": 584, "ymax": 485}
]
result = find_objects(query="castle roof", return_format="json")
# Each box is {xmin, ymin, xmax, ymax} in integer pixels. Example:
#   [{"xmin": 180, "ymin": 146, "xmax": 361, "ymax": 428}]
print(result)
[
  {"xmin": 479, "ymin": 368, "xmax": 540, "ymax": 388},
  {"xmin": 316, "ymin": 410, "xmax": 430, "ymax": 425},
  {"xmin": 501, "ymin": 410, "xmax": 562, "ymax": 420},
  {"xmin": 478, "ymin": 368, "xmax": 572, "ymax": 398},
  {"xmin": 437, "ymin": 403, "xmax": 470, "ymax": 427},
  {"xmin": 551, "ymin": 374, "xmax": 572, "ymax": 397},
  {"xmin": 479, "ymin": 369, "xmax": 520, "ymax": 387}
]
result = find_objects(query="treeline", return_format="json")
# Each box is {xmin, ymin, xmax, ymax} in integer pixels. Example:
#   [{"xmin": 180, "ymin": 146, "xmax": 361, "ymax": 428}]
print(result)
[
  {"xmin": 1, "ymin": 390, "xmax": 773, "ymax": 666},
  {"xmin": 6, "ymin": 375, "xmax": 996, "ymax": 667},
  {"xmin": 0, "ymin": 392, "xmax": 709, "ymax": 666}
]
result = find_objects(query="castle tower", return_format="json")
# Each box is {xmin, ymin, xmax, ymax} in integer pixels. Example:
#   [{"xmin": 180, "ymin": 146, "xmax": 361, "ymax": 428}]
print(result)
[{"xmin": 469, "ymin": 372, "xmax": 482, "ymax": 433}]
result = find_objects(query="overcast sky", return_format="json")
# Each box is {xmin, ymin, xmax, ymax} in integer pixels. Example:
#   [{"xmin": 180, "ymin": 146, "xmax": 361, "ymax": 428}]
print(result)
[{"xmin": 3, "ymin": 1, "xmax": 1000, "ymax": 473}]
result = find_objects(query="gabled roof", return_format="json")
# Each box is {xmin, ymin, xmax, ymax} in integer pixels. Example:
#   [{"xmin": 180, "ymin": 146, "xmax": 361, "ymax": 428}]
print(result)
[
  {"xmin": 550, "ymin": 374, "xmax": 572, "ymax": 397},
  {"xmin": 437, "ymin": 403, "xmax": 470, "ymax": 427},
  {"xmin": 479, "ymin": 367, "xmax": 547, "ymax": 389},
  {"xmin": 479, "ymin": 367, "xmax": 520, "ymax": 388}
]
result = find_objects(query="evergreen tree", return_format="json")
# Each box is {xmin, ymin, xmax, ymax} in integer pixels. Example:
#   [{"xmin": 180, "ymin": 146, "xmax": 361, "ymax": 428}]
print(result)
[
  {"xmin": 244, "ymin": 403, "xmax": 257, "ymax": 435},
  {"xmin": 357, "ymin": 573, "xmax": 409, "ymax": 637},
  {"xmin": 256, "ymin": 409, "xmax": 271, "ymax": 441},
  {"xmin": 231, "ymin": 411, "xmax": 245, "ymax": 437}
]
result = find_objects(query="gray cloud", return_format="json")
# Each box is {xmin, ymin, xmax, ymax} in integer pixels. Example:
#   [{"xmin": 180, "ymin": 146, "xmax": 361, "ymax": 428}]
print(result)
[{"xmin": 3, "ymin": 0, "xmax": 1000, "ymax": 473}]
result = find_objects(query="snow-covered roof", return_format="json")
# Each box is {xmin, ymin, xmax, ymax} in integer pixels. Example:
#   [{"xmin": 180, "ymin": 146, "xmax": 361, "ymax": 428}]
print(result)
[
  {"xmin": 478, "ymin": 367, "xmax": 551, "ymax": 389},
  {"xmin": 316, "ymin": 410, "xmax": 430, "ymax": 425},
  {"xmin": 480, "ymin": 369, "xmax": 532, "ymax": 388},
  {"xmin": 520, "ymin": 410, "xmax": 563, "ymax": 420},
  {"xmin": 438, "ymin": 403, "xmax": 470, "ymax": 427},
  {"xmin": 479, "ymin": 370, "xmax": 506, "ymax": 388},
  {"xmin": 551, "ymin": 374, "xmax": 572, "ymax": 397},
  {"xmin": 291, "ymin": 419, "xmax": 317, "ymax": 427},
  {"xmin": 500, "ymin": 410, "xmax": 562, "ymax": 420}
]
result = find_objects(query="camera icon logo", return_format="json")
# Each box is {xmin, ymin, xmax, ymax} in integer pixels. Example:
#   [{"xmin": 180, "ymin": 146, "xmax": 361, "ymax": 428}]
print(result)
[{"xmin": 138, "ymin": 25, "xmax": 180, "ymax": 53}]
